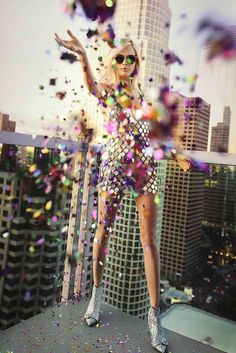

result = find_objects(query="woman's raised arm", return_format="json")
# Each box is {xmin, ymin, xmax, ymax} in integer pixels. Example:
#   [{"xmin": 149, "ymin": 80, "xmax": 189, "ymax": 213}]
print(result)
[{"xmin": 54, "ymin": 29, "xmax": 108, "ymax": 99}]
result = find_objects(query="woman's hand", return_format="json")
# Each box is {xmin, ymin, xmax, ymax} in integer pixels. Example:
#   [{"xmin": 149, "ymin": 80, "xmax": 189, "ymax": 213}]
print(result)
[{"xmin": 54, "ymin": 29, "xmax": 86, "ymax": 57}]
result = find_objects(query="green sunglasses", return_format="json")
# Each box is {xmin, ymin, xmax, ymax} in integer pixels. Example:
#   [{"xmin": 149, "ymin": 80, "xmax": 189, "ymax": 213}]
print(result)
[{"xmin": 114, "ymin": 54, "xmax": 137, "ymax": 65}]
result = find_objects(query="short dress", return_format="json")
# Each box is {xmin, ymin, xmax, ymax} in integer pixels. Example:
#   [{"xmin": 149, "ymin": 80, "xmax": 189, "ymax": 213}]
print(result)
[{"xmin": 97, "ymin": 90, "xmax": 159, "ymax": 197}]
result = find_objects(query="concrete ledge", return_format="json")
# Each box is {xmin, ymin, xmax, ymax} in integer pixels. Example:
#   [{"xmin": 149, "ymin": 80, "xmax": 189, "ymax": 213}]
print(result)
[{"xmin": 0, "ymin": 299, "xmax": 225, "ymax": 353}]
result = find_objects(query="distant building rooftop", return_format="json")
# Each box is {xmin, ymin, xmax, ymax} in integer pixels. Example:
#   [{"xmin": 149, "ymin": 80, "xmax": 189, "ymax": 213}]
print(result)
[
  {"xmin": 162, "ymin": 303, "xmax": 236, "ymax": 353},
  {"xmin": 0, "ymin": 299, "xmax": 225, "ymax": 353},
  {"xmin": 161, "ymin": 288, "xmax": 192, "ymax": 306}
]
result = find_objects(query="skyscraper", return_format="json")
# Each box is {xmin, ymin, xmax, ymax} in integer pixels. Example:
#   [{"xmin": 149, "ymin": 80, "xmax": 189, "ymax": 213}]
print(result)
[
  {"xmin": 204, "ymin": 165, "xmax": 234, "ymax": 228},
  {"xmin": 203, "ymin": 164, "xmax": 236, "ymax": 269},
  {"xmin": 210, "ymin": 106, "xmax": 231, "ymax": 153},
  {"xmin": 160, "ymin": 97, "xmax": 210, "ymax": 282},
  {"xmin": 0, "ymin": 145, "xmax": 71, "ymax": 330}
]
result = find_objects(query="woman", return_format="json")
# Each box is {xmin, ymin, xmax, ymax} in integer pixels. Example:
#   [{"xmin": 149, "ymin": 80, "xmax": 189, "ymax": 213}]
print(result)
[{"xmin": 54, "ymin": 29, "xmax": 190, "ymax": 353}]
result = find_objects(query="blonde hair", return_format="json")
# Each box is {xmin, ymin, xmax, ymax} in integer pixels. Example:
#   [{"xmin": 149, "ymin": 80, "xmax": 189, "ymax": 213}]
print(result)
[{"xmin": 98, "ymin": 38, "xmax": 142, "ymax": 93}]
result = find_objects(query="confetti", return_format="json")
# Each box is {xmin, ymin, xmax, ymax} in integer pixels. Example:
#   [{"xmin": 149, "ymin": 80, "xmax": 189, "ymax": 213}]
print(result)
[
  {"xmin": 197, "ymin": 17, "xmax": 236, "ymax": 61},
  {"xmin": 24, "ymin": 291, "xmax": 31, "ymax": 301},
  {"xmin": 153, "ymin": 148, "xmax": 164, "ymax": 160},
  {"xmin": 86, "ymin": 28, "xmax": 98, "ymax": 38},
  {"xmin": 163, "ymin": 50, "xmax": 183, "ymax": 65},
  {"xmin": 56, "ymin": 91, "xmax": 67, "ymax": 100},
  {"xmin": 2, "ymin": 232, "xmax": 9, "ymax": 238},
  {"xmin": 78, "ymin": 0, "xmax": 117, "ymax": 23},
  {"xmin": 33, "ymin": 210, "xmax": 42, "ymax": 219},
  {"xmin": 102, "ymin": 24, "xmax": 116, "ymax": 48},
  {"xmin": 104, "ymin": 247, "xmax": 109, "ymax": 255},
  {"xmin": 60, "ymin": 51, "xmax": 78, "ymax": 64},
  {"xmin": 104, "ymin": 120, "xmax": 118, "ymax": 134},
  {"xmin": 45, "ymin": 200, "xmax": 52, "ymax": 210},
  {"xmin": 91, "ymin": 208, "xmax": 97, "ymax": 219},
  {"xmin": 154, "ymin": 194, "xmax": 160, "ymax": 204},
  {"xmin": 36, "ymin": 237, "xmax": 45, "ymax": 245},
  {"xmin": 49, "ymin": 78, "xmax": 57, "ymax": 85}
]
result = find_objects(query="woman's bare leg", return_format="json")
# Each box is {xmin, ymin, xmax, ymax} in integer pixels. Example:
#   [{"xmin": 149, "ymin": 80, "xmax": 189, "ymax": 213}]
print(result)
[
  {"xmin": 93, "ymin": 189, "xmax": 124, "ymax": 287},
  {"xmin": 135, "ymin": 193, "xmax": 160, "ymax": 309}
]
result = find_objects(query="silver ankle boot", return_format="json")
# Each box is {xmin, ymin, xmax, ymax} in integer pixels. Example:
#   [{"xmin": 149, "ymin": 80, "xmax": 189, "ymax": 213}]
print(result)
[
  {"xmin": 84, "ymin": 283, "xmax": 104, "ymax": 326},
  {"xmin": 148, "ymin": 306, "xmax": 168, "ymax": 353}
]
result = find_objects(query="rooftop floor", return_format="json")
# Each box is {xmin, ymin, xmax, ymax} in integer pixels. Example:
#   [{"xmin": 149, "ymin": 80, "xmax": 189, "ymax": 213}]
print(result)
[
  {"xmin": 162, "ymin": 304, "xmax": 235, "ymax": 353},
  {"xmin": 0, "ymin": 299, "xmax": 225, "ymax": 353}
]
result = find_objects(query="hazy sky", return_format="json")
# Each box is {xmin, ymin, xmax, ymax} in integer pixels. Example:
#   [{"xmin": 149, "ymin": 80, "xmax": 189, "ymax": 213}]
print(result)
[{"xmin": 1, "ymin": 0, "xmax": 236, "ymax": 139}]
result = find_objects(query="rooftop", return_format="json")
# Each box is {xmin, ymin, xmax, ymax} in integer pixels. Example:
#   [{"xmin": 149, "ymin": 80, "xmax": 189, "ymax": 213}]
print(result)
[
  {"xmin": 0, "ymin": 300, "xmax": 226, "ymax": 353},
  {"xmin": 161, "ymin": 288, "xmax": 191, "ymax": 301},
  {"xmin": 162, "ymin": 304, "xmax": 236, "ymax": 353}
]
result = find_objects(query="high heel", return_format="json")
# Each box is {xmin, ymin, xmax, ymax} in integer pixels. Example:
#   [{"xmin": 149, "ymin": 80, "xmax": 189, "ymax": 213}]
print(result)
[
  {"xmin": 148, "ymin": 306, "xmax": 168, "ymax": 352},
  {"xmin": 84, "ymin": 282, "xmax": 104, "ymax": 326}
]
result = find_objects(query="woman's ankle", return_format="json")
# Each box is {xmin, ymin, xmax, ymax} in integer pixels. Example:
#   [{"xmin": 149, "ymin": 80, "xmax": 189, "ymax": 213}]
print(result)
[
  {"xmin": 94, "ymin": 281, "xmax": 103, "ymax": 288},
  {"xmin": 151, "ymin": 304, "xmax": 159, "ymax": 311}
]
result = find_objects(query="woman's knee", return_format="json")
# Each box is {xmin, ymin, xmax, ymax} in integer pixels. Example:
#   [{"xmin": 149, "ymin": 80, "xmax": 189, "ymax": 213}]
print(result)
[
  {"xmin": 93, "ymin": 219, "xmax": 113, "ymax": 248},
  {"xmin": 140, "ymin": 234, "xmax": 157, "ymax": 249},
  {"xmin": 97, "ymin": 194, "xmax": 123, "ymax": 230}
]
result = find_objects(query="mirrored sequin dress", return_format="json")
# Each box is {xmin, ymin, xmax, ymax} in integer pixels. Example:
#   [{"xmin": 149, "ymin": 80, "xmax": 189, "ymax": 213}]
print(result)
[{"xmin": 97, "ymin": 93, "xmax": 159, "ymax": 196}]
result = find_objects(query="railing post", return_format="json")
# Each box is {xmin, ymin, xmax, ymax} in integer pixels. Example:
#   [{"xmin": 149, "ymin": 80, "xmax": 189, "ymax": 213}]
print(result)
[
  {"xmin": 73, "ymin": 142, "xmax": 97, "ymax": 300},
  {"xmin": 61, "ymin": 145, "xmax": 88, "ymax": 302}
]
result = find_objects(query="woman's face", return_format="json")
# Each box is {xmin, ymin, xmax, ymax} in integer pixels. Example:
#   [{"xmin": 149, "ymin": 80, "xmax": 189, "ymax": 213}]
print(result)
[{"xmin": 112, "ymin": 44, "xmax": 137, "ymax": 81}]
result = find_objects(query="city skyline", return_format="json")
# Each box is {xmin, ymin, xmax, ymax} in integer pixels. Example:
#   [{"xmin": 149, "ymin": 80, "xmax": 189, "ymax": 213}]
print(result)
[{"xmin": 1, "ymin": 0, "xmax": 236, "ymax": 148}]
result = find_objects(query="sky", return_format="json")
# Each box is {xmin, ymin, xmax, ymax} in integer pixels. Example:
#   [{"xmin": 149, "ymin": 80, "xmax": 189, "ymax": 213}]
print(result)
[
  {"xmin": 1, "ymin": 0, "xmax": 236, "ymax": 143},
  {"xmin": 168, "ymin": 0, "xmax": 236, "ymax": 85}
]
